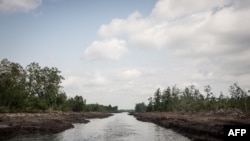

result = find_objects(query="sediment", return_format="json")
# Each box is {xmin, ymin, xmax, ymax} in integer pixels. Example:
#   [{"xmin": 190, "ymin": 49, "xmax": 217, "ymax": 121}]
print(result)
[
  {"xmin": 131, "ymin": 111, "xmax": 250, "ymax": 141},
  {"xmin": 0, "ymin": 112, "xmax": 112, "ymax": 140}
]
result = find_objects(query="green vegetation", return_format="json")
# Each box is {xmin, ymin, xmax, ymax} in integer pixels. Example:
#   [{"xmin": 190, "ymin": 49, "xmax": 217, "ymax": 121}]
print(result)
[
  {"xmin": 135, "ymin": 102, "xmax": 146, "ymax": 112},
  {"xmin": 0, "ymin": 58, "xmax": 118, "ymax": 113},
  {"xmin": 135, "ymin": 84, "xmax": 250, "ymax": 112}
]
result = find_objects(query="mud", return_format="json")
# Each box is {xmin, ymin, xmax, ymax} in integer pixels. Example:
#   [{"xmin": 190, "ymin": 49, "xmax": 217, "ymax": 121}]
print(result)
[
  {"xmin": 131, "ymin": 111, "xmax": 250, "ymax": 141},
  {"xmin": 0, "ymin": 112, "xmax": 112, "ymax": 140}
]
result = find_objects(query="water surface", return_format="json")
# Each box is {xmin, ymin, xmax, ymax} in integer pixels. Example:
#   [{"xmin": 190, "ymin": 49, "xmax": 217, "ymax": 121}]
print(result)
[{"xmin": 8, "ymin": 113, "xmax": 190, "ymax": 141}]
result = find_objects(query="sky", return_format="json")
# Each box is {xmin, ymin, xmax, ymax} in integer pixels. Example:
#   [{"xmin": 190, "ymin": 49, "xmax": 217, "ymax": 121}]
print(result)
[{"xmin": 1, "ymin": 0, "xmax": 250, "ymax": 109}]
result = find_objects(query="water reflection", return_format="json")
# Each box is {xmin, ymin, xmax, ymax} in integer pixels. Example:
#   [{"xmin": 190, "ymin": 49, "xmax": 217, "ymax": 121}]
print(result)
[{"xmin": 8, "ymin": 113, "xmax": 190, "ymax": 141}]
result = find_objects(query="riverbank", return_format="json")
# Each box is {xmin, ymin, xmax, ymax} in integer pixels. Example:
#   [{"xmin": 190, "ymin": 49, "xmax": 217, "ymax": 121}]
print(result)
[
  {"xmin": 131, "ymin": 111, "xmax": 250, "ymax": 141},
  {"xmin": 0, "ymin": 112, "xmax": 112, "ymax": 140}
]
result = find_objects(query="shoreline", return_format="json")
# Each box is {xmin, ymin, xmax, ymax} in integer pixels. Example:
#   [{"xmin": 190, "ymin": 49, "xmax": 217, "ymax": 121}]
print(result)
[
  {"xmin": 131, "ymin": 111, "xmax": 250, "ymax": 141},
  {"xmin": 0, "ymin": 112, "xmax": 112, "ymax": 140}
]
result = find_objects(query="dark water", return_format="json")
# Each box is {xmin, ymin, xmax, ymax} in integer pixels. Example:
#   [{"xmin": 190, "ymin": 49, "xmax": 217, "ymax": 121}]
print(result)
[{"xmin": 8, "ymin": 113, "xmax": 190, "ymax": 141}]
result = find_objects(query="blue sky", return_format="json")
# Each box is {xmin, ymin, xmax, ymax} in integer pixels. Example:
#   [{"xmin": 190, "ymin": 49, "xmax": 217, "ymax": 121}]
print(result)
[
  {"xmin": 1, "ymin": 0, "xmax": 250, "ymax": 109},
  {"xmin": 0, "ymin": 0, "xmax": 154, "ymax": 67}
]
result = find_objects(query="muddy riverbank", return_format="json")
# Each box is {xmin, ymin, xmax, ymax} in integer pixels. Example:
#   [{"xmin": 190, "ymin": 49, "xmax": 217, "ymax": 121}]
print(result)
[
  {"xmin": 0, "ymin": 112, "xmax": 112, "ymax": 140},
  {"xmin": 132, "ymin": 111, "xmax": 250, "ymax": 141}
]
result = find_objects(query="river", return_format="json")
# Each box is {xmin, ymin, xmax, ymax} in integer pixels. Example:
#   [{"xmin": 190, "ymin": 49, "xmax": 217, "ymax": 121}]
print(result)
[{"xmin": 8, "ymin": 113, "xmax": 190, "ymax": 141}]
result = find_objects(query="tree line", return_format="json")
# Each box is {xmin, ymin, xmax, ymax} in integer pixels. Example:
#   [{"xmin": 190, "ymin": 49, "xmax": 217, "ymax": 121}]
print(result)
[
  {"xmin": 0, "ymin": 58, "xmax": 118, "ymax": 113},
  {"xmin": 135, "ymin": 84, "xmax": 250, "ymax": 112}
]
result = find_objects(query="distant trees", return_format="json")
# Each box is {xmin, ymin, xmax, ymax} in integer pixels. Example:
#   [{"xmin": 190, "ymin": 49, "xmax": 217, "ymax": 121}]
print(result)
[
  {"xmin": 68, "ymin": 95, "xmax": 86, "ymax": 112},
  {"xmin": 153, "ymin": 88, "xmax": 162, "ymax": 111},
  {"xmin": 0, "ymin": 58, "xmax": 118, "ymax": 113},
  {"xmin": 135, "ymin": 102, "xmax": 146, "ymax": 112},
  {"xmin": 135, "ymin": 84, "xmax": 250, "ymax": 112},
  {"xmin": 85, "ymin": 104, "xmax": 118, "ymax": 112},
  {"xmin": 228, "ymin": 83, "xmax": 249, "ymax": 111}
]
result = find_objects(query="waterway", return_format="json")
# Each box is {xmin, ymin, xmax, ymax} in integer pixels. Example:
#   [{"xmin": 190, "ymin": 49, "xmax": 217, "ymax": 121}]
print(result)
[{"xmin": 8, "ymin": 113, "xmax": 190, "ymax": 141}]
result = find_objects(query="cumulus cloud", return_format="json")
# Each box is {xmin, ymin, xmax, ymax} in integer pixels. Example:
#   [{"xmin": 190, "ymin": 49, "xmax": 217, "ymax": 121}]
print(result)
[
  {"xmin": 150, "ymin": 0, "xmax": 228, "ymax": 20},
  {"xmin": 79, "ymin": 0, "xmax": 250, "ymax": 106},
  {"xmin": 91, "ymin": 0, "xmax": 250, "ymax": 83},
  {"xmin": 0, "ymin": 0, "xmax": 42, "ymax": 13},
  {"xmin": 83, "ymin": 38, "xmax": 128, "ymax": 61},
  {"xmin": 120, "ymin": 69, "xmax": 142, "ymax": 80},
  {"xmin": 63, "ymin": 72, "xmax": 109, "ymax": 88},
  {"xmin": 89, "ymin": 72, "xmax": 109, "ymax": 86},
  {"xmin": 61, "ymin": 71, "xmax": 111, "ymax": 98},
  {"xmin": 98, "ymin": 11, "xmax": 148, "ymax": 38}
]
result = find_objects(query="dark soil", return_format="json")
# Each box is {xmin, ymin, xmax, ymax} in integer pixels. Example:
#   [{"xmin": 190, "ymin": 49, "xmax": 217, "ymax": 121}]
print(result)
[
  {"xmin": 0, "ymin": 112, "xmax": 112, "ymax": 140},
  {"xmin": 131, "ymin": 111, "xmax": 250, "ymax": 141}
]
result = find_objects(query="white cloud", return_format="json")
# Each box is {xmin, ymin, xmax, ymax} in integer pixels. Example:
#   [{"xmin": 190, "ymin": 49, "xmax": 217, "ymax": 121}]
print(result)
[
  {"xmin": 61, "ymin": 71, "xmax": 111, "ymax": 99},
  {"xmin": 120, "ymin": 69, "xmax": 142, "ymax": 80},
  {"xmin": 181, "ymin": 81, "xmax": 200, "ymax": 88},
  {"xmin": 78, "ymin": 0, "xmax": 250, "ymax": 108},
  {"xmin": 83, "ymin": 38, "xmax": 128, "ymax": 61},
  {"xmin": 93, "ymin": 0, "xmax": 250, "ymax": 82},
  {"xmin": 89, "ymin": 72, "xmax": 109, "ymax": 86},
  {"xmin": 63, "ymin": 72, "xmax": 109, "ymax": 88},
  {"xmin": 191, "ymin": 72, "xmax": 214, "ymax": 81},
  {"xmin": 98, "ymin": 11, "xmax": 148, "ymax": 38},
  {"xmin": 150, "ymin": 0, "xmax": 229, "ymax": 20},
  {"xmin": 0, "ymin": 0, "xmax": 42, "ymax": 13}
]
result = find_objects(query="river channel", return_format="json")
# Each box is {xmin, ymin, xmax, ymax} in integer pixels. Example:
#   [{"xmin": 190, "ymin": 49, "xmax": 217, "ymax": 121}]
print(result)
[{"xmin": 8, "ymin": 113, "xmax": 190, "ymax": 141}]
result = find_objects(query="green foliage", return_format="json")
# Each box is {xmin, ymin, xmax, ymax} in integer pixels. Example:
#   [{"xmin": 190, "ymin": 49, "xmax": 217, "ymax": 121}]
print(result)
[
  {"xmin": 85, "ymin": 103, "xmax": 118, "ymax": 112},
  {"xmin": 153, "ymin": 88, "xmax": 162, "ymax": 111},
  {"xmin": 135, "ymin": 102, "xmax": 146, "ymax": 112},
  {"xmin": 147, "ymin": 97, "xmax": 154, "ymax": 112},
  {"xmin": 161, "ymin": 87, "xmax": 172, "ymax": 111},
  {"xmin": 228, "ymin": 83, "xmax": 248, "ymax": 110},
  {"xmin": 0, "ymin": 58, "xmax": 118, "ymax": 113},
  {"xmin": 55, "ymin": 92, "xmax": 68, "ymax": 111},
  {"xmin": 68, "ymin": 95, "xmax": 86, "ymax": 112},
  {"xmin": 0, "ymin": 59, "xmax": 27, "ymax": 111},
  {"xmin": 142, "ymin": 84, "xmax": 250, "ymax": 112}
]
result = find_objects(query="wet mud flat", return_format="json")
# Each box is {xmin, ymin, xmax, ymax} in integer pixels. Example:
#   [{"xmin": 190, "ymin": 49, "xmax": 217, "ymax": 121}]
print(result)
[
  {"xmin": 0, "ymin": 112, "xmax": 112, "ymax": 140},
  {"xmin": 131, "ymin": 112, "xmax": 250, "ymax": 141}
]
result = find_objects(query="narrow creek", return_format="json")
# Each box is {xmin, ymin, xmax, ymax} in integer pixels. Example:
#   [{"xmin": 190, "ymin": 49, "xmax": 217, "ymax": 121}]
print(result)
[{"xmin": 8, "ymin": 113, "xmax": 190, "ymax": 141}]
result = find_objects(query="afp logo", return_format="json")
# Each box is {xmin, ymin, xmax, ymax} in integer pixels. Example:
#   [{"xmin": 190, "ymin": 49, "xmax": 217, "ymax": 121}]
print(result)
[{"xmin": 224, "ymin": 125, "xmax": 250, "ymax": 141}]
